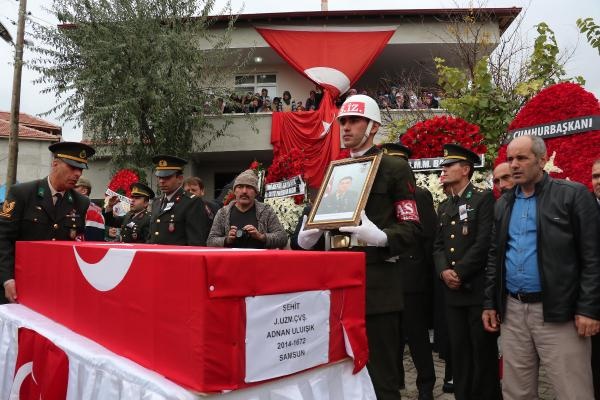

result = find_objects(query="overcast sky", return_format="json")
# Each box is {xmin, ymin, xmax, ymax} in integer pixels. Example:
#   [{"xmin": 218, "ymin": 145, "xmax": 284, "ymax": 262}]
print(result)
[{"xmin": 1, "ymin": 0, "xmax": 599, "ymax": 141}]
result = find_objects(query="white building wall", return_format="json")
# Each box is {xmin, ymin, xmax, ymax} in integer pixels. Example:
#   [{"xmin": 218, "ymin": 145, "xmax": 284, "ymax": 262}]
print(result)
[{"xmin": 0, "ymin": 139, "xmax": 54, "ymax": 184}]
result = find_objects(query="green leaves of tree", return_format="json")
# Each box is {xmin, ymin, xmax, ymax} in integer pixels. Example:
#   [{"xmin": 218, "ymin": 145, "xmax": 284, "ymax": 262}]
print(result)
[
  {"xmin": 30, "ymin": 0, "xmax": 241, "ymax": 171},
  {"xmin": 577, "ymin": 17, "xmax": 600, "ymax": 55},
  {"xmin": 435, "ymin": 22, "xmax": 584, "ymax": 161}
]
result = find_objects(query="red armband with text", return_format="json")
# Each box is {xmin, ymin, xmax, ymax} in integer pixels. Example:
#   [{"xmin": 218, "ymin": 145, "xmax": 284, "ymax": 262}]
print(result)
[{"xmin": 395, "ymin": 200, "xmax": 420, "ymax": 222}]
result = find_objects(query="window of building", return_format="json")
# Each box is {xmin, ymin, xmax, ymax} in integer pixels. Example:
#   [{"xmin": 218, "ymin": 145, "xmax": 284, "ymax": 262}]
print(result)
[{"xmin": 234, "ymin": 74, "xmax": 277, "ymax": 98}]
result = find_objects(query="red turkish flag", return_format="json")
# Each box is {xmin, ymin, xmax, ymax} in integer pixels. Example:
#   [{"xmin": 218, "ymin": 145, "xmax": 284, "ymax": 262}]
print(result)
[
  {"xmin": 257, "ymin": 26, "xmax": 395, "ymax": 187},
  {"xmin": 12, "ymin": 328, "xmax": 69, "ymax": 400},
  {"xmin": 256, "ymin": 26, "xmax": 395, "ymax": 97}
]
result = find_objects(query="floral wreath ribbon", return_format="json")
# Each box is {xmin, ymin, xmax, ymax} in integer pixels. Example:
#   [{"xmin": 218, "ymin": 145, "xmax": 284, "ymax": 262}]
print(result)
[{"xmin": 505, "ymin": 115, "xmax": 600, "ymax": 143}]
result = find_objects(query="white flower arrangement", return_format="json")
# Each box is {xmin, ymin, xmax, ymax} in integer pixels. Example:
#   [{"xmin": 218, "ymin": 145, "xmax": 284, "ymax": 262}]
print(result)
[
  {"xmin": 264, "ymin": 197, "xmax": 305, "ymax": 235},
  {"xmin": 415, "ymin": 170, "xmax": 493, "ymax": 210}
]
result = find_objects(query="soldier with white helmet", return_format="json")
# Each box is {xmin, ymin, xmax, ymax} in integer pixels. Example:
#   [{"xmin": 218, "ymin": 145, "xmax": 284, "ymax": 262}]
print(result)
[{"xmin": 298, "ymin": 94, "xmax": 422, "ymax": 400}]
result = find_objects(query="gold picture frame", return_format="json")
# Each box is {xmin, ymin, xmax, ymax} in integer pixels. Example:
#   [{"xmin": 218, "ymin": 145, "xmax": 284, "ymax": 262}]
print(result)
[{"xmin": 305, "ymin": 154, "xmax": 382, "ymax": 230}]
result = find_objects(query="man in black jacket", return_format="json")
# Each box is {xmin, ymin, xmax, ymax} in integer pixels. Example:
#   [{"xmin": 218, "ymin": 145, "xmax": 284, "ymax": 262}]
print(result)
[
  {"xmin": 0, "ymin": 142, "xmax": 94, "ymax": 303},
  {"xmin": 483, "ymin": 136, "xmax": 600, "ymax": 399}
]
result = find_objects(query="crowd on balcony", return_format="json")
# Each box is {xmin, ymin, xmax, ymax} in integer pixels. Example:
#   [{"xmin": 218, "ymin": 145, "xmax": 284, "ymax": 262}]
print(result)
[{"xmin": 218, "ymin": 86, "xmax": 444, "ymax": 114}]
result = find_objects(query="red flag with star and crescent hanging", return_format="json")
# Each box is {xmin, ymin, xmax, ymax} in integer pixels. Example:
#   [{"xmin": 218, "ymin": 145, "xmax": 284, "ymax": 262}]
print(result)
[
  {"xmin": 11, "ymin": 328, "xmax": 69, "ymax": 400},
  {"xmin": 256, "ymin": 26, "xmax": 396, "ymax": 187}
]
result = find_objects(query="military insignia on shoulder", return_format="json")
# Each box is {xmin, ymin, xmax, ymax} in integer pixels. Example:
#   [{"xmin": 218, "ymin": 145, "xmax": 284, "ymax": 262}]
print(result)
[{"xmin": 0, "ymin": 200, "xmax": 16, "ymax": 218}]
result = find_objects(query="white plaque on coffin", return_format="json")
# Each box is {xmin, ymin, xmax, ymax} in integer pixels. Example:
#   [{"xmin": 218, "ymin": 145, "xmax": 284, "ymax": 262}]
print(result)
[{"xmin": 245, "ymin": 290, "xmax": 330, "ymax": 382}]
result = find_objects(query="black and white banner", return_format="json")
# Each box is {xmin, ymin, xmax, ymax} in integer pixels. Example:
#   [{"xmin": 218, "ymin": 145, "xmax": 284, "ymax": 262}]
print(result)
[
  {"xmin": 264, "ymin": 175, "xmax": 306, "ymax": 199},
  {"xmin": 408, "ymin": 154, "xmax": 485, "ymax": 171},
  {"xmin": 506, "ymin": 115, "xmax": 600, "ymax": 142}
]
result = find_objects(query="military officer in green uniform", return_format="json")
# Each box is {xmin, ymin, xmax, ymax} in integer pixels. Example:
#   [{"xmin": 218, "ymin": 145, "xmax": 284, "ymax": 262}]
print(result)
[
  {"xmin": 0, "ymin": 141, "xmax": 95, "ymax": 303},
  {"xmin": 297, "ymin": 95, "xmax": 421, "ymax": 400},
  {"xmin": 148, "ymin": 155, "xmax": 208, "ymax": 246},
  {"xmin": 104, "ymin": 182, "xmax": 154, "ymax": 243},
  {"xmin": 433, "ymin": 144, "xmax": 501, "ymax": 400}
]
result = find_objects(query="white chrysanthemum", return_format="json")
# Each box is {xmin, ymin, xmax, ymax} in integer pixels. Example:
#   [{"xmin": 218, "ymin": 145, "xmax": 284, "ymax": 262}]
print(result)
[{"xmin": 264, "ymin": 197, "xmax": 305, "ymax": 235}]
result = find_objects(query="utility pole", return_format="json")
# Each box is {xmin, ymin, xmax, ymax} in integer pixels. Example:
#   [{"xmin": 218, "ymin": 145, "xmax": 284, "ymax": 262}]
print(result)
[{"xmin": 5, "ymin": 0, "xmax": 28, "ymax": 195}]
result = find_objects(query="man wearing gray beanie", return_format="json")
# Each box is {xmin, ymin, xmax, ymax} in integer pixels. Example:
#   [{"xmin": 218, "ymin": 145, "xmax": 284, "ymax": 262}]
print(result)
[{"xmin": 207, "ymin": 169, "xmax": 287, "ymax": 249}]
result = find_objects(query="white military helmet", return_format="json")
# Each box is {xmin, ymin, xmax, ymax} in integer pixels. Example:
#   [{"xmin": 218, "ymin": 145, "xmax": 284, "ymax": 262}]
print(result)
[
  {"xmin": 337, "ymin": 94, "xmax": 381, "ymax": 124},
  {"xmin": 337, "ymin": 94, "xmax": 382, "ymax": 148}
]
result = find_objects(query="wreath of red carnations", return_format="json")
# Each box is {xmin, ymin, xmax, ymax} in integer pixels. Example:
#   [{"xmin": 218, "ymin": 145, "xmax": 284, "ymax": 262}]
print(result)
[
  {"xmin": 265, "ymin": 148, "xmax": 307, "ymax": 204},
  {"xmin": 499, "ymin": 82, "xmax": 600, "ymax": 190},
  {"xmin": 401, "ymin": 115, "xmax": 487, "ymax": 158},
  {"xmin": 108, "ymin": 169, "xmax": 139, "ymax": 197}
]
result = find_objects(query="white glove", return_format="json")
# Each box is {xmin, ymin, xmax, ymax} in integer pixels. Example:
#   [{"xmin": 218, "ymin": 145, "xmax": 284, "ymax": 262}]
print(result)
[
  {"xmin": 297, "ymin": 215, "xmax": 324, "ymax": 249},
  {"xmin": 339, "ymin": 211, "xmax": 388, "ymax": 247}
]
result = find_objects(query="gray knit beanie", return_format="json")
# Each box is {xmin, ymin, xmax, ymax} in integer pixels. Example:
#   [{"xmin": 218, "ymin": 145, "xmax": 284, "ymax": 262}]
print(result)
[{"xmin": 233, "ymin": 169, "xmax": 259, "ymax": 192}]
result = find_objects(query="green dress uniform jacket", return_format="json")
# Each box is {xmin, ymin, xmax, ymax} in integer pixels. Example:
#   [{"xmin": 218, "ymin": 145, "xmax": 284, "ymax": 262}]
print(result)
[
  {"xmin": 349, "ymin": 146, "xmax": 422, "ymax": 315},
  {"xmin": 433, "ymin": 183, "xmax": 495, "ymax": 306},
  {"xmin": 0, "ymin": 178, "xmax": 89, "ymax": 285},
  {"xmin": 148, "ymin": 187, "xmax": 208, "ymax": 246},
  {"xmin": 104, "ymin": 209, "xmax": 151, "ymax": 243}
]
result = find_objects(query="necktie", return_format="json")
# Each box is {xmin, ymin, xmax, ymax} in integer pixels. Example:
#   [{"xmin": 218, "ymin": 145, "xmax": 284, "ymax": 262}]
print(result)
[
  {"xmin": 54, "ymin": 193, "xmax": 63, "ymax": 219},
  {"xmin": 452, "ymin": 195, "xmax": 460, "ymax": 204},
  {"xmin": 54, "ymin": 193, "xmax": 63, "ymax": 207}
]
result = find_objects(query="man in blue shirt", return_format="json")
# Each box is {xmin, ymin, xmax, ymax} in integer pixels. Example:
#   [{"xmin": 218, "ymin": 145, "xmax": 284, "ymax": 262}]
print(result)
[{"xmin": 483, "ymin": 135, "xmax": 600, "ymax": 399}]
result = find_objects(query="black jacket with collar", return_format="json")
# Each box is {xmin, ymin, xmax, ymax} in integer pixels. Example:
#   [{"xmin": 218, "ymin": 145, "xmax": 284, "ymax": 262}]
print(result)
[
  {"xmin": 0, "ymin": 178, "xmax": 89, "ymax": 284},
  {"xmin": 483, "ymin": 173, "xmax": 600, "ymax": 322},
  {"xmin": 433, "ymin": 182, "xmax": 495, "ymax": 306},
  {"xmin": 148, "ymin": 186, "xmax": 208, "ymax": 246}
]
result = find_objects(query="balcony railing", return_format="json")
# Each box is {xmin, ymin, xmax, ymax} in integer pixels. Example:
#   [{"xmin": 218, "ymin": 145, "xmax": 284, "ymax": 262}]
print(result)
[{"xmin": 200, "ymin": 108, "xmax": 447, "ymax": 153}]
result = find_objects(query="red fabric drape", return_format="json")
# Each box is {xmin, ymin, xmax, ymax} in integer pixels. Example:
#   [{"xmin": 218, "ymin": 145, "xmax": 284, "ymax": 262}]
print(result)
[
  {"xmin": 271, "ymin": 90, "xmax": 341, "ymax": 187},
  {"xmin": 256, "ymin": 26, "xmax": 396, "ymax": 187}
]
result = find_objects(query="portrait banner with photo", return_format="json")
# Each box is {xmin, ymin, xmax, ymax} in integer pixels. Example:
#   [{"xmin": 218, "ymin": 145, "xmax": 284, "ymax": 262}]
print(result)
[{"xmin": 306, "ymin": 154, "xmax": 381, "ymax": 230}]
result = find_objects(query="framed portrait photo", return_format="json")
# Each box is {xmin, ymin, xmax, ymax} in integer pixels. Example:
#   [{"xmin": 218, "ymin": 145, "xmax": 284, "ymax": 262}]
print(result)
[{"xmin": 305, "ymin": 154, "xmax": 382, "ymax": 230}]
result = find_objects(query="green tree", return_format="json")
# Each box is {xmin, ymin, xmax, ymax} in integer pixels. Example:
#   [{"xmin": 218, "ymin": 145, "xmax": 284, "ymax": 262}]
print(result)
[
  {"xmin": 576, "ymin": 17, "xmax": 600, "ymax": 55},
  {"xmin": 435, "ymin": 22, "xmax": 583, "ymax": 159},
  {"xmin": 31, "ymin": 0, "xmax": 244, "ymax": 171}
]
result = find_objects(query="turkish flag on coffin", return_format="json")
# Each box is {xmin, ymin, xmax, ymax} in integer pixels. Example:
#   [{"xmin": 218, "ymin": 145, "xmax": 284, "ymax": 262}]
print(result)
[
  {"xmin": 12, "ymin": 328, "xmax": 68, "ymax": 400},
  {"xmin": 257, "ymin": 26, "xmax": 396, "ymax": 188}
]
